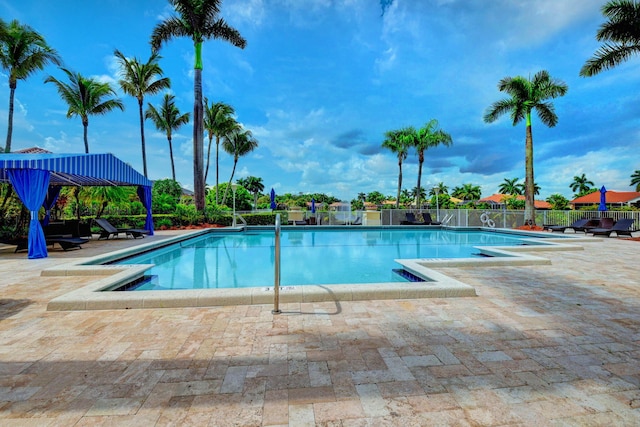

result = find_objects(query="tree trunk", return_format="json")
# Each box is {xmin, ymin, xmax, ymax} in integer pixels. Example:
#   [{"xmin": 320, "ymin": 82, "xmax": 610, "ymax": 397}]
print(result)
[
  {"xmin": 82, "ymin": 119, "xmax": 89, "ymax": 153},
  {"xmin": 139, "ymin": 99, "xmax": 148, "ymax": 177},
  {"xmin": 396, "ymin": 158, "xmax": 402, "ymax": 209},
  {"xmin": 193, "ymin": 67, "xmax": 205, "ymax": 211},
  {"xmin": 524, "ymin": 119, "xmax": 535, "ymax": 224},
  {"xmin": 4, "ymin": 84, "xmax": 16, "ymax": 153},
  {"xmin": 204, "ymin": 133, "xmax": 213, "ymax": 184},
  {"xmin": 416, "ymin": 152, "xmax": 424, "ymax": 209},
  {"xmin": 215, "ymin": 135, "xmax": 220, "ymax": 205},
  {"xmin": 168, "ymin": 136, "xmax": 176, "ymax": 181}
]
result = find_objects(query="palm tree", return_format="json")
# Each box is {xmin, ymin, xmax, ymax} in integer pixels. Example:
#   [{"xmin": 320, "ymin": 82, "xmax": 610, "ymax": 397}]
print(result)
[
  {"xmin": 498, "ymin": 178, "xmax": 524, "ymax": 195},
  {"xmin": 220, "ymin": 128, "xmax": 258, "ymax": 206},
  {"xmin": 0, "ymin": 19, "xmax": 61, "ymax": 153},
  {"xmin": 580, "ymin": 1, "xmax": 640, "ymax": 77},
  {"xmin": 237, "ymin": 176, "xmax": 264, "ymax": 210},
  {"xmin": 452, "ymin": 183, "xmax": 482, "ymax": 202},
  {"xmin": 45, "ymin": 68, "xmax": 124, "ymax": 153},
  {"xmin": 88, "ymin": 186, "xmax": 129, "ymax": 218},
  {"xmin": 382, "ymin": 128, "xmax": 411, "ymax": 208},
  {"xmin": 410, "ymin": 186, "xmax": 427, "ymax": 206},
  {"xmin": 414, "ymin": 119, "xmax": 452, "ymax": 208},
  {"xmin": 114, "ymin": 49, "xmax": 171, "ymax": 177},
  {"xmin": 145, "ymin": 94, "xmax": 190, "ymax": 181},
  {"xmin": 631, "ymin": 170, "xmax": 640, "ymax": 191},
  {"xmin": 484, "ymin": 70, "xmax": 568, "ymax": 224},
  {"xmin": 150, "ymin": 0, "xmax": 247, "ymax": 212},
  {"xmin": 203, "ymin": 98, "xmax": 238, "ymax": 203},
  {"xmin": 570, "ymin": 173, "xmax": 595, "ymax": 196}
]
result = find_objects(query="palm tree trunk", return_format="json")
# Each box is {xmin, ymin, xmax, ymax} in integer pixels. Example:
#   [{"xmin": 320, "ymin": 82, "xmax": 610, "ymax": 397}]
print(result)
[
  {"xmin": 524, "ymin": 120, "xmax": 535, "ymax": 224},
  {"xmin": 204, "ymin": 133, "xmax": 213, "ymax": 184},
  {"xmin": 193, "ymin": 67, "xmax": 205, "ymax": 212},
  {"xmin": 396, "ymin": 158, "xmax": 402, "ymax": 209},
  {"xmin": 221, "ymin": 159, "xmax": 238, "ymax": 207},
  {"xmin": 168, "ymin": 136, "xmax": 176, "ymax": 181},
  {"xmin": 253, "ymin": 192, "xmax": 258, "ymax": 211},
  {"xmin": 4, "ymin": 84, "xmax": 16, "ymax": 153},
  {"xmin": 138, "ymin": 99, "xmax": 148, "ymax": 177},
  {"xmin": 82, "ymin": 120, "xmax": 89, "ymax": 153},
  {"xmin": 416, "ymin": 154, "xmax": 424, "ymax": 209},
  {"xmin": 215, "ymin": 135, "xmax": 220, "ymax": 205}
]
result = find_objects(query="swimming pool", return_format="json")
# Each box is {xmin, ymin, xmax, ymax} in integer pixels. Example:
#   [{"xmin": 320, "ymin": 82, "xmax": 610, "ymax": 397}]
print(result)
[{"xmin": 112, "ymin": 228, "xmax": 548, "ymax": 291}]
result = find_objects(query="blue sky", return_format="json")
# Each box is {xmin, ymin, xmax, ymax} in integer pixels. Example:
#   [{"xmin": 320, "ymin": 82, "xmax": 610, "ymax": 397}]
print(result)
[{"xmin": 2, "ymin": 0, "xmax": 639, "ymax": 201}]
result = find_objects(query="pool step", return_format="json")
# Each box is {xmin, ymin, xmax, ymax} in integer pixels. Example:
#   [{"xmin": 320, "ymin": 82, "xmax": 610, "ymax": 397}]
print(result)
[{"xmin": 392, "ymin": 269, "xmax": 427, "ymax": 282}]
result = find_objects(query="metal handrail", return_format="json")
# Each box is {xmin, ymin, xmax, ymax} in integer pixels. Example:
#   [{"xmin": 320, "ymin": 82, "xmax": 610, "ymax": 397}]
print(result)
[{"xmin": 272, "ymin": 214, "xmax": 281, "ymax": 314}]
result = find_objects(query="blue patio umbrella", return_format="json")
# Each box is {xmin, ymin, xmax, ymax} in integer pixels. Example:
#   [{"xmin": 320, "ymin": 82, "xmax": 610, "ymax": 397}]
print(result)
[
  {"xmin": 599, "ymin": 185, "xmax": 607, "ymax": 212},
  {"xmin": 311, "ymin": 198, "xmax": 316, "ymax": 213},
  {"xmin": 270, "ymin": 188, "xmax": 276, "ymax": 210}
]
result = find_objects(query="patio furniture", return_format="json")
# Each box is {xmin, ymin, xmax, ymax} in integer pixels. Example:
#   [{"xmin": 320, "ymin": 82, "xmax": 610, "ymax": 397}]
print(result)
[
  {"xmin": 588, "ymin": 218, "xmax": 635, "ymax": 237},
  {"xmin": 545, "ymin": 218, "xmax": 590, "ymax": 233},
  {"xmin": 94, "ymin": 218, "xmax": 149, "ymax": 240}
]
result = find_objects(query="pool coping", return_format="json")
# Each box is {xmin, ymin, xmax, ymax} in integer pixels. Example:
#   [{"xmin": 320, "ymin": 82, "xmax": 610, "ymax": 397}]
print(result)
[{"xmin": 45, "ymin": 227, "xmax": 598, "ymax": 311}]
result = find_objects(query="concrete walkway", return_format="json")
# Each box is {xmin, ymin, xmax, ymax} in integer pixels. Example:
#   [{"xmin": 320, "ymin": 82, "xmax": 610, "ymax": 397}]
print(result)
[{"xmin": 1, "ymin": 231, "xmax": 639, "ymax": 425}]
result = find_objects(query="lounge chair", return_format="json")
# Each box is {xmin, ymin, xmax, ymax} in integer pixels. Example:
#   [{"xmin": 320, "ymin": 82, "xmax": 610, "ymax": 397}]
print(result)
[
  {"xmin": 46, "ymin": 236, "xmax": 89, "ymax": 251},
  {"xmin": 401, "ymin": 212, "xmax": 423, "ymax": 225},
  {"xmin": 422, "ymin": 213, "xmax": 441, "ymax": 225},
  {"xmin": 545, "ymin": 218, "xmax": 591, "ymax": 233},
  {"xmin": 588, "ymin": 218, "xmax": 635, "ymax": 237},
  {"xmin": 573, "ymin": 218, "xmax": 602, "ymax": 233},
  {"xmin": 94, "ymin": 218, "xmax": 149, "ymax": 239}
]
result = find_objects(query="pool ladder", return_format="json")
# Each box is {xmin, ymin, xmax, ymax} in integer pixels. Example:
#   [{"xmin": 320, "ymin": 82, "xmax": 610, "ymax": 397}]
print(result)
[{"xmin": 272, "ymin": 214, "xmax": 282, "ymax": 314}]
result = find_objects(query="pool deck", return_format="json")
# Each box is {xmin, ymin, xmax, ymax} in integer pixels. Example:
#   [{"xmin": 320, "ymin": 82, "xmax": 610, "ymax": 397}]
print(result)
[{"xmin": 1, "ymin": 229, "xmax": 640, "ymax": 425}]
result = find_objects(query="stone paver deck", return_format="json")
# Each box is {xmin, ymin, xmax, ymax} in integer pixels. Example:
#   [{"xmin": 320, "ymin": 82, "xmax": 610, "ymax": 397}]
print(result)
[{"xmin": 1, "ymin": 230, "xmax": 640, "ymax": 425}]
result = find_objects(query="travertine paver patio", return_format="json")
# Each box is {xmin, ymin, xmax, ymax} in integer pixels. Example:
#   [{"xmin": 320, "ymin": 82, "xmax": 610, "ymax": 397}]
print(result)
[{"xmin": 1, "ymin": 230, "xmax": 639, "ymax": 426}]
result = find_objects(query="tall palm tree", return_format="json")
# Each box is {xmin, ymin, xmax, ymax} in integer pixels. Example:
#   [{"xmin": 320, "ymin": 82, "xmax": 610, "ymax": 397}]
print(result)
[
  {"xmin": 237, "ymin": 176, "xmax": 264, "ymax": 210},
  {"xmin": 414, "ymin": 120, "xmax": 452, "ymax": 208},
  {"xmin": 114, "ymin": 49, "xmax": 171, "ymax": 177},
  {"xmin": 498, "ymin": 178, "xmax": 524, "ymax": 195},
  {"xmin": 145, "ymin": 94, "xmax": 190, "ymax": 181},
  {"xmin": 220, "ymin": 128, "xmax": 258, "ymax": 206},
  {"xmin": 382, "ymin": 128, "xmax": 411, "ymax": 208},
  {"xmin": 484, "ymin": 70, "xmax": 568, "ymax": 224},
  {"xmin": 150, "ymin": 0, "xmax": 247, "ymax": 212},
  {"xmin": 570, "ymin": 173, "xmax": 595, "ymax": 196},
  {"xmin": 0, "ymin": 19, "xmax": 61, "ymax": 153},
  {"xmin": 45, "ymin": 68, "xmax": 124, "ymax": 153},
  {"xmin": 580, "ymin": 0, "xmax": 640, "ymax": 77},
  {"xmin": 631, "ymin": 169, "xmax": 640, "ymax": 191},
  {"xmin": 203, "ymin": 98, "xmax": 238, "ymax": 203}
]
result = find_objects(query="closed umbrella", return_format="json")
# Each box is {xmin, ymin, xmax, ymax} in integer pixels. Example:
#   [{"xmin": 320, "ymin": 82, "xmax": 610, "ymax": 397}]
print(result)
[
  {"xmin": 311, "ymin": 198, "xmax": 316, "ymax": 213},
  {"xmin": 599, "ymin": 186, "xmax": 607, "ymax": 212},
  {"xmin": 270, "ymin": 188, "xmax": 276, "ymax": 210}
]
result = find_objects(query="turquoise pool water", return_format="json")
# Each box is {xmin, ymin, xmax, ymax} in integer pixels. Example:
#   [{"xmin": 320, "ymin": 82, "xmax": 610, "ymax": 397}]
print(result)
[{"xmin": 112, "ymin": 228, "xmax": 545, "ymax": 290}]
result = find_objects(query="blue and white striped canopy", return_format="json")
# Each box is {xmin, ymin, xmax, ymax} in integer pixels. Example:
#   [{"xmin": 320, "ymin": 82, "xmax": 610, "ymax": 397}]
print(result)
[{"xmin": 0, "ymin": 153, "xmax": 152, "ymax": 187}]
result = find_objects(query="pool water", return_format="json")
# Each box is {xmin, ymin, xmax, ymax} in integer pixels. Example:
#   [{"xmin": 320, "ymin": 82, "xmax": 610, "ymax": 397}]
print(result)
[{"xmin": 113, "ymin": 228, "xmax": 542, "ymax": 290}]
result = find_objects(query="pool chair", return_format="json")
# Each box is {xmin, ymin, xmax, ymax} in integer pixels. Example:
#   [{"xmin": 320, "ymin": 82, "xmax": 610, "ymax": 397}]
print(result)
[
  {"xmin": 94, "ymin": 218, "xmax": 149, "ymax": 240},
  {"xmin": 422, "ymin": 213, "xmax": 441, "ymax": 225},
  {"xmin": 572, "ymin": 218, "xmax": 602, "ymax": 233},
  {"xmin": 46, "ymin": 236, "xmax": 89, "ymax": 251},
  {"xmin": 588, "ymin": 218, "xmax": 635, "ymax": 237},
  {"xmin": 545, "ymin": 218, "xmax": 591, "ymax": 233},
  {"xmin": 401, "ymin": 212, "xmax": 423, "ymax": 225}
]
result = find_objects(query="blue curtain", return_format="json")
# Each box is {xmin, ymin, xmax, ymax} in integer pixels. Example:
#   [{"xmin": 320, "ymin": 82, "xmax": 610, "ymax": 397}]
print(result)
[
  {"xmin": 8, "ymin": 169, "xmax": 51, "ymax": 259},
  {"xmin": 42, "ymin": 185, "xmax": 62, "ymax": 226},
  {"xmin": 137, "ymin": 185, "xmax": 154, "ymax": 236}
]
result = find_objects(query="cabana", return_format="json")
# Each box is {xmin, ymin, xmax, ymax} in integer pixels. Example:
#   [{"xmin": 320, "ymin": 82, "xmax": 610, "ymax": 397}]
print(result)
[{"xmin": 0, "ymin": 153, "xmax": 153, "ymax": 259}]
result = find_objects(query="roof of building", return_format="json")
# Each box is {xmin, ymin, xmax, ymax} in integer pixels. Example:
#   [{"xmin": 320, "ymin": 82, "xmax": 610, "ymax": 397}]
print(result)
[
  {"xmin": 478, "ymin": 193, "xmax": 552, "ymax": 209},
  {"xmin": 570, "ymin": 190, "xmax": 640, "ymax": 204},
  {"xmin": 13, "ymin": 146, "xmax": 52, "ymax": 154}
]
